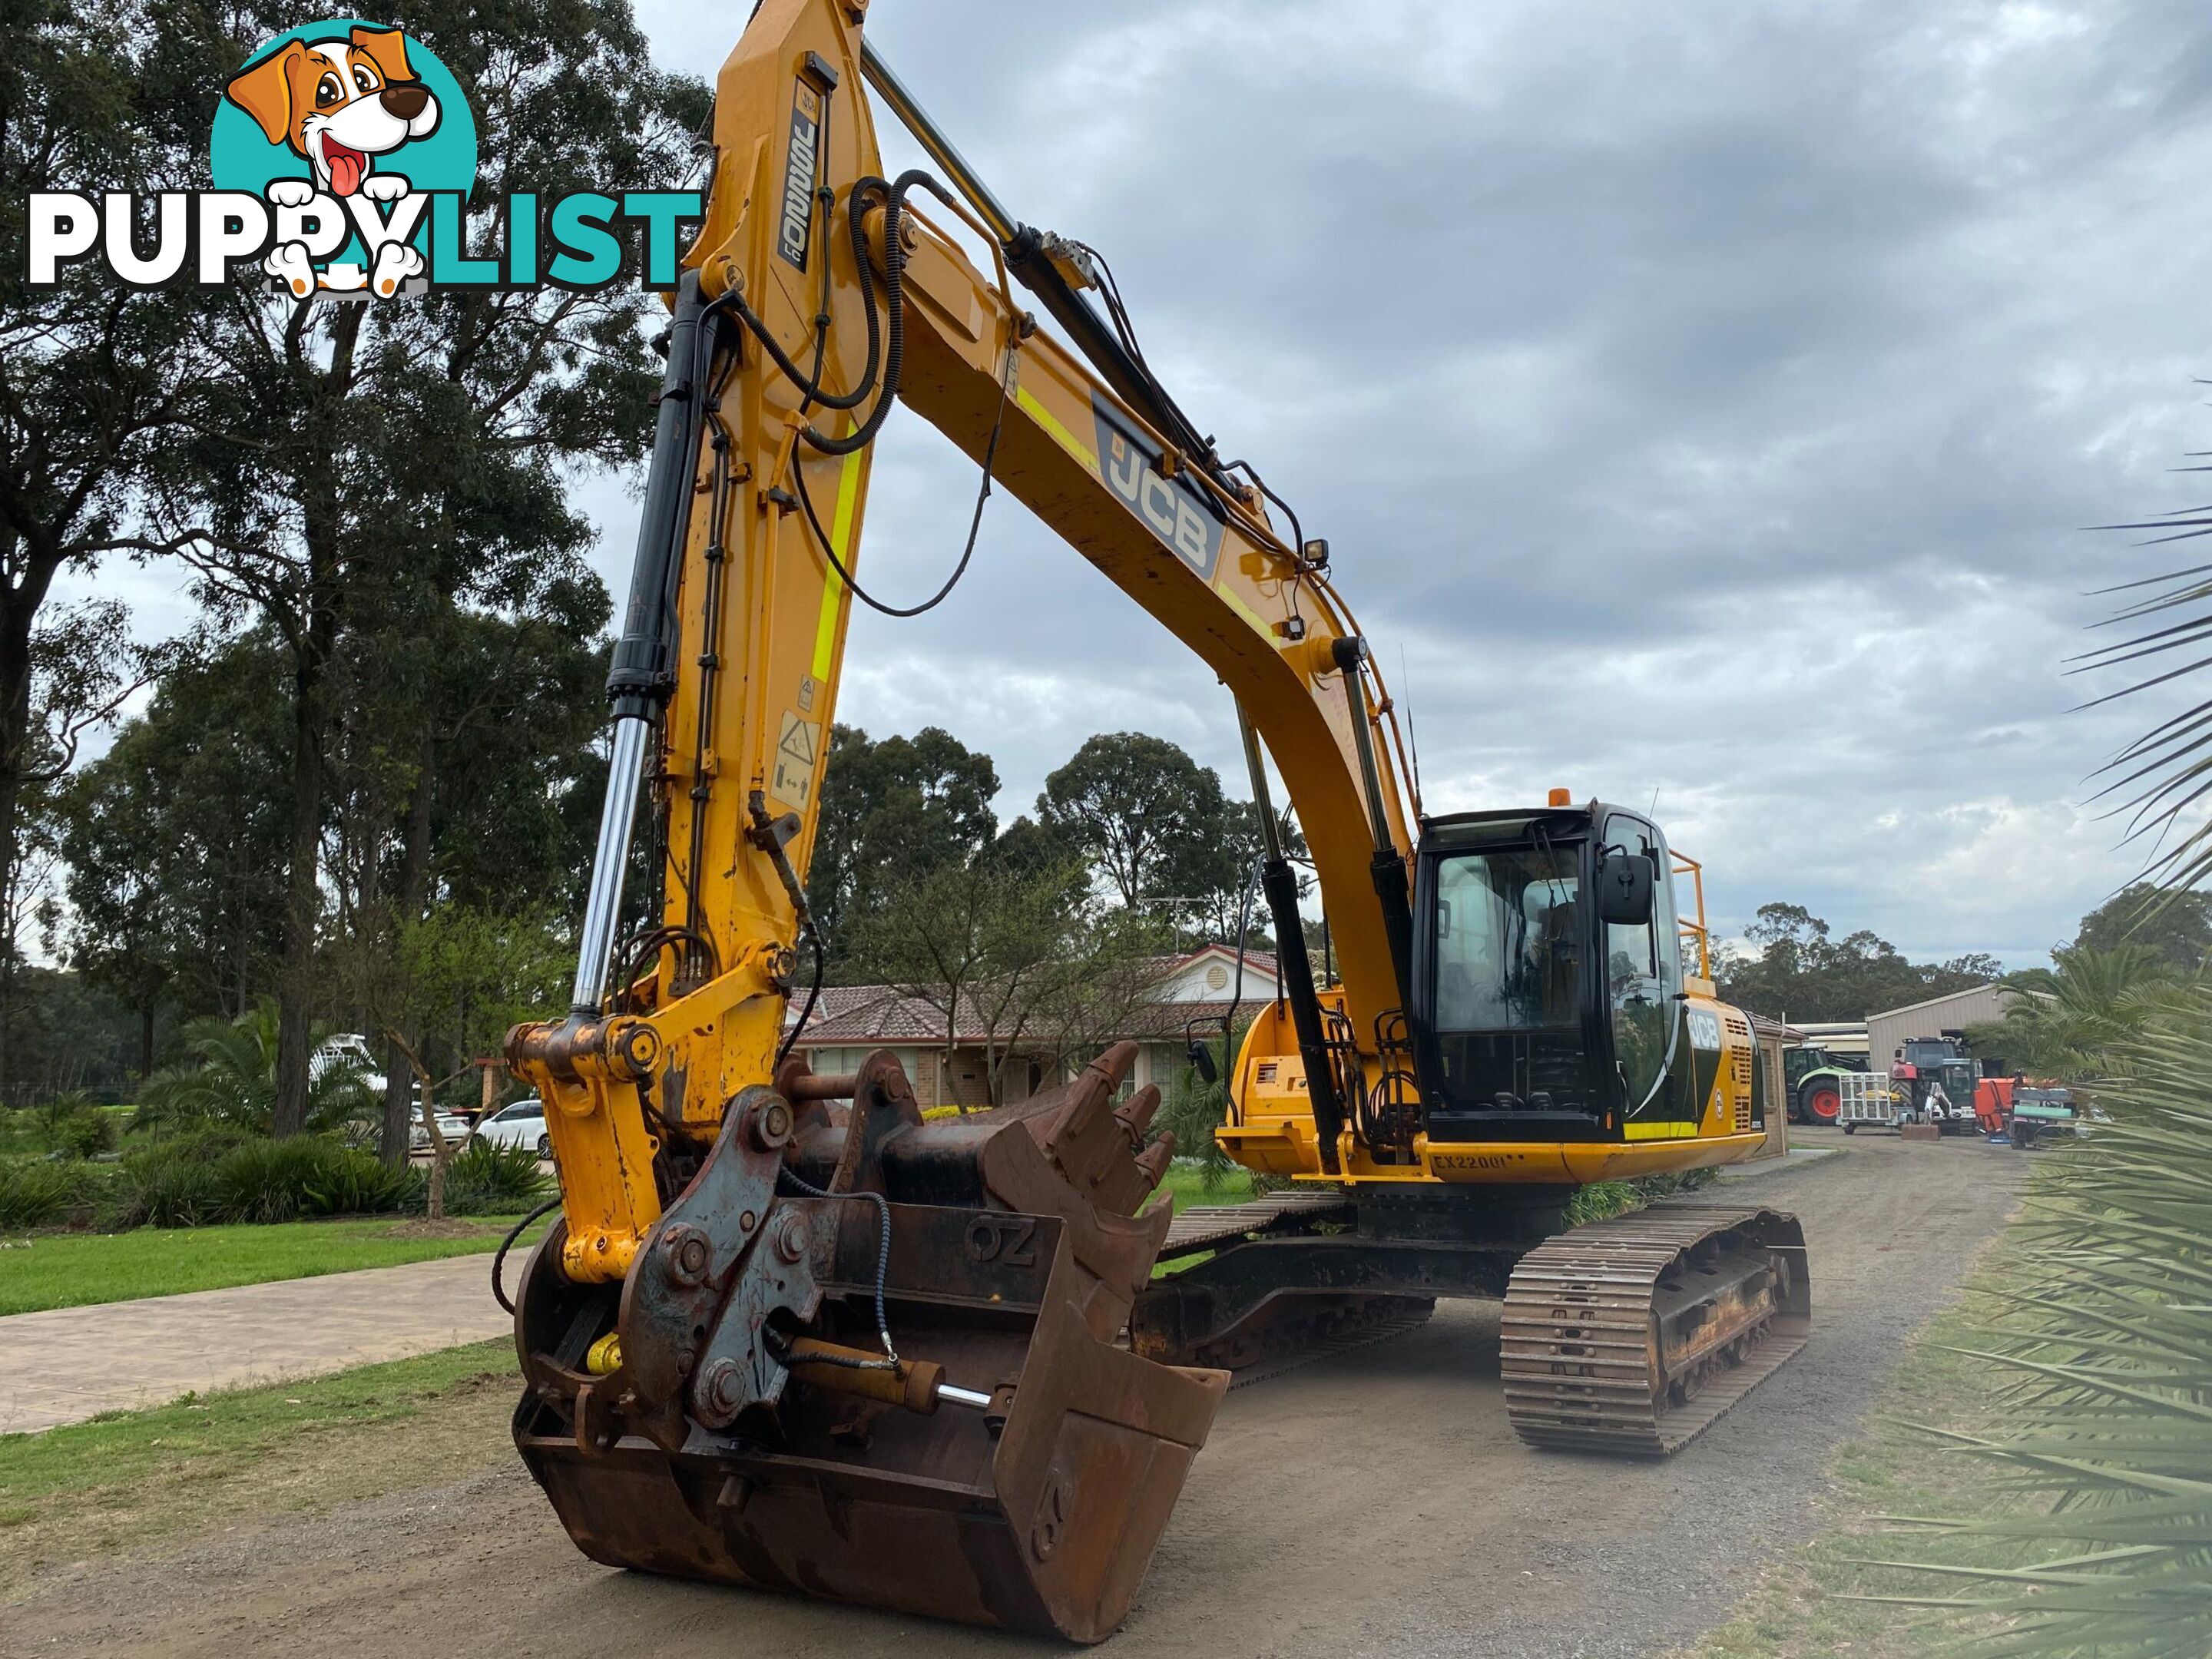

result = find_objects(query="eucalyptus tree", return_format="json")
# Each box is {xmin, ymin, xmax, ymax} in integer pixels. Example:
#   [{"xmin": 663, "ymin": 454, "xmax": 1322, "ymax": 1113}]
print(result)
[
  {"xmin": 0, "ymin": 0, "xmax": 221, "ymax": 1075},
  {"xmin": 146, "ymin": 0, "xmax": 706, "ymax": 1135}
]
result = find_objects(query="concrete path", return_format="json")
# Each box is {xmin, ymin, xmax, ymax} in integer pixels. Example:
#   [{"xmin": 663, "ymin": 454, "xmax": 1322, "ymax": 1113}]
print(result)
[{"xmin": 0, "ymin": 1253, "xmax": 513, "ymax": 1435}]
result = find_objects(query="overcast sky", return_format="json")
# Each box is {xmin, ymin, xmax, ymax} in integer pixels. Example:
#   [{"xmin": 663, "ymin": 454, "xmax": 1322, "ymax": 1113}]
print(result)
[
  {"xmin": 87, "ymin": 0, "xmax": 2212, "ymax": 966},
  {"xmin": 635, "ymin": 0, "xmax": 2212, "ymax": 967}
]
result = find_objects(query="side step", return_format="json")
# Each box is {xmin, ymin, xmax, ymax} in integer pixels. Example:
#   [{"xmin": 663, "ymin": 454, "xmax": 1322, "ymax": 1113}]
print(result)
[
  {"xmin": 1499, "ymin": 1204, "xmax": 1811, "ymax": 1457},
  {"xmin": 1159, "ymin": 1190, "xmax": 1353, "ymax": 1259}
]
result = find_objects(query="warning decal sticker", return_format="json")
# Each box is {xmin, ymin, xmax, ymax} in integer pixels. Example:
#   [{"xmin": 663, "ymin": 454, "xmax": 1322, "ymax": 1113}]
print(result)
[{"xmin": 770, "ymin": 710, "xmax": 821, "ymax": 809}]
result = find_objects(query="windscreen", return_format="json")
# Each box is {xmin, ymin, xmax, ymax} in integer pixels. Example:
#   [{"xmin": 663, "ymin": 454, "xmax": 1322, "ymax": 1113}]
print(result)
[{"xmin": 1432, "ymin": 844, "xmax": 1582, "ymax": 1033}]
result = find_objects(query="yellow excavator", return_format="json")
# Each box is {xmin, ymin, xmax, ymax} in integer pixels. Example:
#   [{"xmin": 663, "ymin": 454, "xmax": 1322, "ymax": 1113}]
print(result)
[{"xmin": 503, "ymin": 0, "xmax": 1810, "ymax": 1641}]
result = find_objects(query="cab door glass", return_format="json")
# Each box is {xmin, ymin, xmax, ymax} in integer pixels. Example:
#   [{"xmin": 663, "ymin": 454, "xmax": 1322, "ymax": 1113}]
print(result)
[
  {"xmin": 1432, "ymin": 845, "xmax": 1581, "ymax": 1032},
  {"xmin": 1604, "ymin": 816, "xmax": 1668, "ymax": 1108}
]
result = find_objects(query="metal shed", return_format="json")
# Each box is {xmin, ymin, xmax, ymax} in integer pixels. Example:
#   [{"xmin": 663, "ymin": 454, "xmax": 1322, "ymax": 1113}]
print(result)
[{"xmin": 1867, "ymin": 984, "xmax": 2023, "ymax": 1071}]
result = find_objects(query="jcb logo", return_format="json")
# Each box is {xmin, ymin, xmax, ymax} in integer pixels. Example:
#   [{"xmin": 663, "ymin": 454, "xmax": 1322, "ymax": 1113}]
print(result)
[{"xmin": 1092, "ymin": 396, "xmax": 1224, "ymax": 579}]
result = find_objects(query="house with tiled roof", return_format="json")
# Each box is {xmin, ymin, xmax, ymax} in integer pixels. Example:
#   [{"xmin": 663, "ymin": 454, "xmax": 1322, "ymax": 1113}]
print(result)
[{"xmin": 785, "ymin": 942, "xmax": 1285, "ymax": 1110}]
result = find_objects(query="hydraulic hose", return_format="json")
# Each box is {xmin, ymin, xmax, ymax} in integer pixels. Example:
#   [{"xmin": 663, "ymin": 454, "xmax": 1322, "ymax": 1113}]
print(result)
[
  {"xmin": 777, "ymin": 1164, "xmax": 898, "ymax": 1364},
  {"xmin": 712, "ymin": 171, "xmax": 939, "ymax": 457},
  {"xmin": 491, "ymin": 1195, "xmax": 563, "ymax": 1316}
]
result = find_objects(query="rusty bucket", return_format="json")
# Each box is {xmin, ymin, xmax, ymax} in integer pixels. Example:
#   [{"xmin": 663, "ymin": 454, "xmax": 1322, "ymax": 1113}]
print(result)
[{"xmin": 512, "ymin": 1043, "xmax": 1227, "ymax": 1642}]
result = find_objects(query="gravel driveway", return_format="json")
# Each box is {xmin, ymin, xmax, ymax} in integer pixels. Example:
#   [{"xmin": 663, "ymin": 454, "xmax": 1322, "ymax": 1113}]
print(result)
[{"xmin": 2, "ymin": 1129, "xmax": 2025, "ymax": 1658}]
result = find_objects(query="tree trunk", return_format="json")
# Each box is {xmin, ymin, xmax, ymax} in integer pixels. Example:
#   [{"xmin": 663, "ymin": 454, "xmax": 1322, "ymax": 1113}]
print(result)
[
  {"xmin": 270, "ymin": 308, "xmax": 362, "ymax": 1139},
  {"xmin": 0, "ymin": 593, "xmax": 35, "ymax": 1099},
  {"xmin": 382, "ymin": 1028, "xmax": 452, "ymax": 1219},
  {"xmin": 418, "ymin": 1078, "xmax": 450, "ymax": 1221},
  {"xmin": 379, "ymin": 746, "xmax": 439, "ymax": 1164},
  {"xmin": 270, "ymin": 637, "xmax": 330, "ymax": 1137},
  {"xmin": 137, "ymin": 1002, "xmax": 155, "ymax": 1078},
  {"xmin": 379, "ymin": 1051, "xmax": 413, "ymax": 1166}
]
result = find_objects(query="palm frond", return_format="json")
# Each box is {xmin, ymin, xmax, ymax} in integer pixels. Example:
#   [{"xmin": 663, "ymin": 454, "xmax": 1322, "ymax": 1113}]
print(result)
[{"xmin": 1873, "ymin": 991, "xmax": 2212, "ymax": 1654}]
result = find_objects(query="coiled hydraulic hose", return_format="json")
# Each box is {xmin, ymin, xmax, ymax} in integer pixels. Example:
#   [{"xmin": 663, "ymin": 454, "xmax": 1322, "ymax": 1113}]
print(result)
[
  {"xmin": 777, "ymin": 1164, "xmax": 899, "ymax": 1366},
  {"xmin": 710, "ymin": 169, "xmax": 939, "ymax": 456}
]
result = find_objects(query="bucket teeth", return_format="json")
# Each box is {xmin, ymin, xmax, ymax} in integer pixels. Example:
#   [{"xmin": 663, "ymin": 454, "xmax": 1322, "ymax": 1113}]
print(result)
[
  {"xmin": 1035, "ymin": 1042, "xmax": 1164, "ymax": 1216},
  {"xmin": 1134, "ymin": 1131, "xmax": 1175, "ymax": 1187},
  {"xmin": 1115, "ymin": 1083, "xmax": 1161, "ymax": 1141},
  {"xmin": 1048, "ymin": 1042, "xmax": 1134, "ymax": 1147}
]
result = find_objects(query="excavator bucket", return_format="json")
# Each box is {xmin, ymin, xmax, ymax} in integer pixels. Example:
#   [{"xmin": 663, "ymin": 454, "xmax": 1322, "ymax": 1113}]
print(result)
[{"xmin": 510, "ymin": 1041, "xmax": 1227, "ymax": 1643}]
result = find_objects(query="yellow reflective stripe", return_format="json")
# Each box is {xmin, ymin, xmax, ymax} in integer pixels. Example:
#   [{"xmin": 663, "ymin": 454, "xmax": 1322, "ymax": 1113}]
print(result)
[
  {"xmin": 1215, "ymin": 577, "xmax": 1273, "ymax": 638},
  {"xmin": 811, "ymin": 446, "xmax": 865, "ymax": 681},
  {"xmin": 1017, "ymin": 385, "xmax": 1097, "ymax": 470},
  {"xmin": 1624, "ymin": 1121, "xmax": 1696, "ymax": 1141}
]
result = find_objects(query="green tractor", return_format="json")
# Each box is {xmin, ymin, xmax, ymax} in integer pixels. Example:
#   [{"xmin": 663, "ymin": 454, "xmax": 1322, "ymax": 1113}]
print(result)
[{"xmin": 1783, "ymin": 1045, "xmax": 1869, "ymax": 1127}]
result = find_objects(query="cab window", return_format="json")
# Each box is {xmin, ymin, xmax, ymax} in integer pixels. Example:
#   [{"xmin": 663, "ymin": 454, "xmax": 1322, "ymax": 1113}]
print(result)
[{"xmin": 1432, "ymin": 843, "xmax": 1581, "ymax": 1033}]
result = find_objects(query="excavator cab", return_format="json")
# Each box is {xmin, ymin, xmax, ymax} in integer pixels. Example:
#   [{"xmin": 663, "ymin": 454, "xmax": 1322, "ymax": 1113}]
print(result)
[{"xmin": 1412, "ymin": 803, "xmax": 1689, "ymax": 1144}]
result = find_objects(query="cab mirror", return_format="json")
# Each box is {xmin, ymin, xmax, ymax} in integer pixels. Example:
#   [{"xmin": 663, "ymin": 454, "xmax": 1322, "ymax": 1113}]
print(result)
[
  {"xmin": 1596, "ymin": 851, "xmax": 1654, "ymax": 926},
  {"xmin": 1185, "ymin": 1039, "xmax": 1218, "ymax": 1084}
]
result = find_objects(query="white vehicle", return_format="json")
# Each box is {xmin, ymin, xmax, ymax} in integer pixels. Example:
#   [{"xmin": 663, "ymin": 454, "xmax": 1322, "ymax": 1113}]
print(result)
[
  {"xmin": 408, "ymin": 1110, "xmax": 475, "ymax": 1154},
  {"xmin": 472, "ymin": 1098, "xmax": 551, "ymax": 1160}
]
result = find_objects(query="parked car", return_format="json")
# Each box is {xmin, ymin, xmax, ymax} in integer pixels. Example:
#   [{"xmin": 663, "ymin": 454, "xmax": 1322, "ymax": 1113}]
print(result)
[
  {"xmin": 408, "ymin": 1110, "xmax": 475, "ymax": 1154},
  {"xmin": 472, "ymin": 1098, "xmax": 551, "ymax": 1160}
]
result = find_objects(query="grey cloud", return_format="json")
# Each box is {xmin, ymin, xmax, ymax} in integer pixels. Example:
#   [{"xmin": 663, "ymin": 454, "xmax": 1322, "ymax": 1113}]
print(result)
[{"xmin": 604, "ymin": 0, "xmax": 2212, "ymax": 965}]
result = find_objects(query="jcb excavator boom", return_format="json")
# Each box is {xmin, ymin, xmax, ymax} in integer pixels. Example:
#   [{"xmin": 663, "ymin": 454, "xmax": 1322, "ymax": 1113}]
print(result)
[{"xmin": 505, "ymin": 1, "xmax": 1810, "ymax": 1640}]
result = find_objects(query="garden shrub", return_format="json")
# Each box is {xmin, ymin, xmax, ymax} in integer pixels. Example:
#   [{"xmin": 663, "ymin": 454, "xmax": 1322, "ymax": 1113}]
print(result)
[
  {"xmin": 443, "ymin": 1137, "xmax": 550, "ymax": 1215},
  {"xmin": 19, "ymin": 1124, "xmax": 528, "ymax": 1231},
  {"xmin": 208, "ymin": 1137, "xmax": 339, "ymax": 1224},
  {"xmin": 303, "ymin": 1149, "xmax": 422, "ymax": 1217},
  {"xmin": 48, "ymin": 1104, "xmax": 118, "ymax": 1160},
  {"xmin": 113, "ymin": 1136, "xmax": 418, "ymax": 1226},
  {"xmin": 133, "ymin": 1123, "xmax": 257, "ymax": 1162},
  {"xmin": 114, "ymin": 1146, "xmax": 224, "ymax": 1228},
  {"xmin": 0, "ymin": 1157, "xmax": 104, "ymax": 1230}
]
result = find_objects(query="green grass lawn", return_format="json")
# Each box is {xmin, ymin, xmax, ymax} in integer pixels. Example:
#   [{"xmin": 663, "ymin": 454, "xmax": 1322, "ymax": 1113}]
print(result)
[
  {"xmin": 1155, "ymin": 1162, "xmax": 1257, "ymax": 1212},
  {"xmin": 0, "ymin": 1215, "xmax": 548, "ymax": 1316}
]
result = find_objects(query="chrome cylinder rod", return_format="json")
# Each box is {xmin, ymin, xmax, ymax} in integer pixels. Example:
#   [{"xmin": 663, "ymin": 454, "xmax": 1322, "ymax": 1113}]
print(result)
[
  {"xmin": 1238, "ymin": 704, "xmax": 1286, "ymax": 863},
  {"xmin": 569, "ymin": 715, "xmax": 651, "ymax": 1012},
  {"xmin": 859, "ymin": 38, "xmax": 1018, "ymax": 245}
]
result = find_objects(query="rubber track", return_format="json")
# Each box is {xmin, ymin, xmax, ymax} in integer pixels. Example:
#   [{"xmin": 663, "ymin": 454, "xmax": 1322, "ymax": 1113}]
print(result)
[{"xmin": 1499, "ymin": 1204, "xmax": 1810, "ymax": 1457}]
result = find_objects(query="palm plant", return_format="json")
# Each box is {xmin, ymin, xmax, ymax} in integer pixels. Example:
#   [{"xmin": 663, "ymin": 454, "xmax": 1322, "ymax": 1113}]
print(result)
[
  {"xmin": 1867, "ymin": 992, "xmax": 2212, "ymax": 1655},
  {"xmin": 2078, "ymin": 493, "xmax": 2212, "ymax": 889},
  {"xmin": 1985, "ymin": 942, "xmax": 2187, "ymax": 1081},
  {"xmin": 133, "ymin": 1000, "xmax": 376, "ymax": 1139},
  {"xmin": 1857, "ymin": 405, "xmax": 2212, "ymax": 1656}
]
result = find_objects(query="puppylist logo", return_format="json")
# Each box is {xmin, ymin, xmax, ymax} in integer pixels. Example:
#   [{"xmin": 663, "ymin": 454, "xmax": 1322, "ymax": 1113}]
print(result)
[{"xmin": 25, "ymin": 18, "xmax": 700, "ymax": 300}]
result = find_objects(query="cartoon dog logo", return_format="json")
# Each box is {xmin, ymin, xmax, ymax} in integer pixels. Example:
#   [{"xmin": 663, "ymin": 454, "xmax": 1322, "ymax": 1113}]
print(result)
[{"xmin": 224, "ymin": 25, "xmax": 440, "ymax": 297}]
